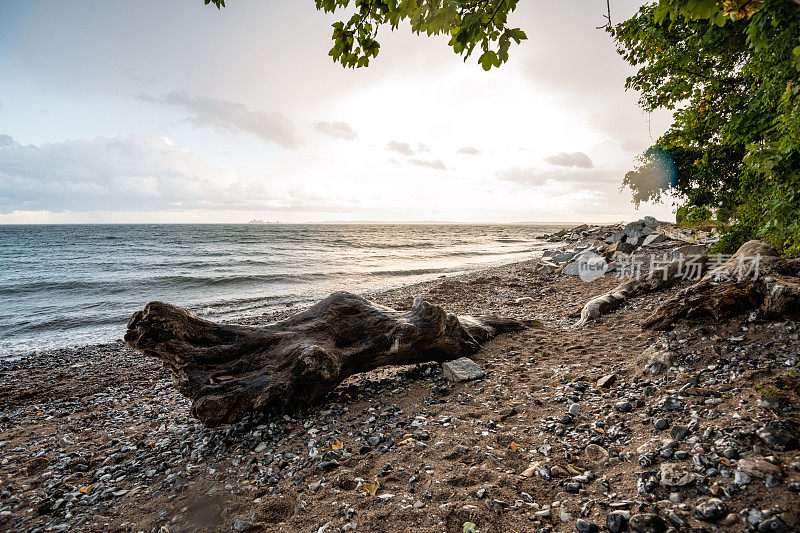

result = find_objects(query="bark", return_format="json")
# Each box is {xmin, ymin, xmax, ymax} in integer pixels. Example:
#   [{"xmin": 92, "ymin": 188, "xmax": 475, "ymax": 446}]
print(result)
[
  {"xmin": 125, "ymin": 291, "xmax": 526, "ymax": 426},
  {"xmin": 574, "ymin": 257, "xmax": 692, "ymax": 327},
  {"xmin": 643, "ymin": 241, "xmax": 800, "ymax": 330}
]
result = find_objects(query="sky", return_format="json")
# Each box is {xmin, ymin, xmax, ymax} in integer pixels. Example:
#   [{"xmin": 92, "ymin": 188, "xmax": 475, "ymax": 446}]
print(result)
[{"xmin": 0, "ymin": 0, "xmax": 677, "ymax": 224}]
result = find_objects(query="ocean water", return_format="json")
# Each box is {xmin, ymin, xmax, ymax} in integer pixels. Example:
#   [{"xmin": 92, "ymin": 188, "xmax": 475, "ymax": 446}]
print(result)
[{"xmin": 0, "ymin": 223, "xmax": 567, "ymax": 356}]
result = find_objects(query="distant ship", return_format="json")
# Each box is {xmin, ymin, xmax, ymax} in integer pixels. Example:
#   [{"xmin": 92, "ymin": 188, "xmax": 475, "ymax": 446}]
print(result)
[{"xmin": 247, "ymin": 219, "xmax": 280, "ymax": 224}]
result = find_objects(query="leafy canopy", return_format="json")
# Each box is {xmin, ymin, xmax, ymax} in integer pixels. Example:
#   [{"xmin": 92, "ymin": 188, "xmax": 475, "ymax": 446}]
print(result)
[
  {"xmin": 205, "ymin": 0, "xmax": 527, "ymax": 70},
  {"xmin": 614, "ymin": 0, "xmax": 800, "ymax": 255}
]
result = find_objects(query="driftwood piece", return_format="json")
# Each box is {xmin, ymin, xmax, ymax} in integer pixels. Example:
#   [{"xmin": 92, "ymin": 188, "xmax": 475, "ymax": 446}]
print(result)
[
  {"xmin": 125, "ymin": 292, "xmax": 526, "ymax": 426},
  {"xmin": 643, "ymin": 240, "xmax": 800, "ymax": 330},
  {"xmin": 574, "ymin": 256, "xmax": 693, "ymax": 327}
]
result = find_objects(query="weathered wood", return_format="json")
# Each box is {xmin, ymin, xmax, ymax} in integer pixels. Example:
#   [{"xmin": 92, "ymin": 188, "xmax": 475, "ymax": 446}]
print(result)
[
  {"xmin": 643, "ymin": 241, "xmax": 800, "ymax": 330},
  {"xmin": 574, "ymin": 256, "xmax": 692, "ymax": 327},
  {"xmin": 125, "ymin": 291, "xmax": 526, "ymax": 426}
]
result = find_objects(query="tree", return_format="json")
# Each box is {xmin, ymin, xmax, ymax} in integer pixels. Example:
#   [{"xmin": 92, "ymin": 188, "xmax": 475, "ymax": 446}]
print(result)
[
  {"xmin": 614, "ymin": 0, "xmax": 800, "ymax": 256},
  {"xmin": 205, "ymin": 0, "xmax": 527, "ymax": 70}
]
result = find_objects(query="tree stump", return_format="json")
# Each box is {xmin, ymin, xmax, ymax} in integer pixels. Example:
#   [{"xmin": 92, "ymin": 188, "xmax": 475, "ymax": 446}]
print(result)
[{"xmin": 125, "ymin": 291, "xmax": 527, "ymax": 426}]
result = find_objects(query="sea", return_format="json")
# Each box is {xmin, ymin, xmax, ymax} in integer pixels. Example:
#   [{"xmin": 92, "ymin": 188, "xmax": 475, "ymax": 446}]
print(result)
[{"xmin": 0, "ymin": 223, "xmax": 569, "ymax": 357}]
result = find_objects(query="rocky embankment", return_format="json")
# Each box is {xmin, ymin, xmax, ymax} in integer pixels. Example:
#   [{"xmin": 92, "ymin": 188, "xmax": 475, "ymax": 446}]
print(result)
[
  {"xmin": 0, "ymin": 221, "xmax": 798, "ymax": 533},
  {"xmin": 534, "ymin": 217, "xmax": 716, "ymax": 276}
]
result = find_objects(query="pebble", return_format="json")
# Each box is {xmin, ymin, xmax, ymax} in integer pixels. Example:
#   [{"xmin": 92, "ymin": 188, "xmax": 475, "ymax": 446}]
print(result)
[
  {"xmin": 629, "ymin": 513, "xmax": 666, "ymax": 533},
  {"xmin": 606, "ymin": 511, "xmax": 629, "ymax": 533},
  {"xmin": 575, "ymin": 519, "xmax": 598, "ymax": 533},
  {"xmin": 694, "ymin": 498, "xmax": 726, "ymax": 522}
]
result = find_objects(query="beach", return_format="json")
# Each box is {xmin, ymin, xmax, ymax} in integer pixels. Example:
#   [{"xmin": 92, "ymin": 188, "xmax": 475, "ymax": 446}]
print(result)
[{"xmin": 1, "ymin": 228, "xmax": 799, "ymax": 533}]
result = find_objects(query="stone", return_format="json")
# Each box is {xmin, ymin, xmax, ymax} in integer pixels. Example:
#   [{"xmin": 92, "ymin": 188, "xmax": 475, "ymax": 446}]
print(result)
[
  {"xmin": 233, "ymin": 519, "xmax": 253, "ymax": 532},
  {"xmin": 765, "ymin": 475, "xmax": 782, "ymax": 488},
  {"xmin": 642, "ymin": 234, "xmax": 668, "ymax": 246},
  {"xmin": 758, "ymin": 518, "xmax": 790, "ymax": 533},
  {"xmin": 694, "ymin": 498, "xmax": 726, "ymax": 522},
  {"xmin": 606, "ymin": 511, "xmax": 629, "ymax": 533},
  {"xmin": 660, "ymin": 463, "xmax": 697, "ymax": 488},
  {"xmin": 615, "ymin": 401, "xmax": 632, "ymax": 413},
  {"xmin": 575, "ymin": 519, "xmax": 598, "ymax": 533},
  {"xmin": 653, "ymin": 418, "xmax": 669, "ymax": 430},
  {"xmin": 734, "ymin": 470, "xmax": 752, "ymax": 485},
  {"xmin": 737, "ymin": 457, "xmax": 783, "ymax": 479},
  {"xmin": 624, "ymin": 221, "xmax": 645, "ymax": 239},
  {"xmin": 669, "ymin": 425, "xmax": 689, "ymax": 441},
  {"xmin": 629, "ymin": 513, "xmax": 666, "ymax": 533},
  {"xmin": 757, "ymin": 421, "xmax": 799, "ymax": 451},
  {"xmin": 596, "ymin": 374, "xmax": 617, "ymax": 388},
  {"xmin": 568, "ymin": 403, "xmax": 581, "ymax": 415},
  {"xmin": 442, "ymin": 358, "xmax": 485, "ymax": 382},
  {"xmin": 584, "ymin": 444, "xmax": 610, "ymax": 467},
  {"xmin": 605, "ymin": 241, "xmax": 635, "ymax": 257},
  {"xmin": 639, "ymin": 347, "xmax": 673, "ymax": 376}
]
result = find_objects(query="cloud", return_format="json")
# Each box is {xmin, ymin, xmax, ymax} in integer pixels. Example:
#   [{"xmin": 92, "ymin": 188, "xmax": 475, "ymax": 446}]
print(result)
[
  {"xmin": 0, "ymin": 134, "xmax": 14, "ymax": 148},
  {"xmin": 457, "ymin": 146, "xmax": 482, "ymax": 155},
  {"xmin": 315, "ymin": 121, "xmax": 357, "ymax": 141},
  {"xmin": 498, "ymin": 166, "xmax": 616, "ymax": 189},
  {"xmin": 0, "ymin": 134, "xmax": 286, "ymax": 212},
  {"xmin": 386, "ymin": 140, "xmax": 415, "ymax": 156},
  {"xmin": 142, "ymin": 92, "xmax": 303, "ymax": 149},
  {"xmin": 408, "ymin": 158, "xmax": 446, "ymax": 170},
  {"xmin": 544, "ymin": 151, "xmax": 594, "ymax": 168}
]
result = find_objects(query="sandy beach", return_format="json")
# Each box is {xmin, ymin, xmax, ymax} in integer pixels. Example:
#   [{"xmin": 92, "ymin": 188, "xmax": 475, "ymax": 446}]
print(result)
[{"xmin": 1, "ymin": 236, "xmax": 799, "ymax": 532}]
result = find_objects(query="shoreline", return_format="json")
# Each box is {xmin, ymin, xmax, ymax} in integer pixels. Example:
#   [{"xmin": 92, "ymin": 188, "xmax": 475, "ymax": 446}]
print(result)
[
  {"xmin": 2, "ymin": 242, "xmax": 563, "ymax": 361},
  {"xmin": 1, "ymin": 223, "xmax": 799, "ymax": 533}
]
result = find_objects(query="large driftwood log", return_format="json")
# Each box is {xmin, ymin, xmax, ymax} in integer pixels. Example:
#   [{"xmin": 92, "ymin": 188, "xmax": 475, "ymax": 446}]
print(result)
[
  {"xmin": 574, "ymin": 256, "xmax": 694, "ymax": 327},
  {"xmin": 125, "ymin": 292, "xmax": 526, "ymax": 426},
  {"xmin": 642, "ymin": 240, "xmax": 800, "ymax": 330}
]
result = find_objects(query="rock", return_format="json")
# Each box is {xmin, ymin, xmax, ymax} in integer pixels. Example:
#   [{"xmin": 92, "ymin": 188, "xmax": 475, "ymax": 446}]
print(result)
[
  {"xmin": 734, "ymin": 470, "xmax": 752, "ymax": 485},
  {"xmin": 318, "ymin": 460, "xmax": 340, "ymax": 472},
  {"xmin": 642, "ymin": 234, "xmax": 668, "ymax": 246},
  {"xmin": 653, "ymin": 418, "xmax": 669, "ymax": 430},
  {"xmin": 575, "ymin": 519, "xmax": 598, "ymax": 533},
  {"xmin": 442, "ymin": 358, "xmax": 485, "ymax": 382},
  {"xmin": 669, "ymin": 425, "xmax": 689, "ymax": 441},
  {"xmin": 233, "ymin": 519, "xmax": 253, "ymax": 532},
  {"xmin": 737, "ymin": 457, "xmax": 783, "ymax": 479},
  {"xmin": 757, "ymin": 421, "xmax": 799, "ymax": 451},
  {"xmin": 624, "ymin": 221, "xmax": 645, "ymax": 240},
  {"xmin": 666, "ymin": 511, "xmax": 688, "ymax": 529},
  {"xmin": 606, "ymin": 511, "xmax": 630, "ymax": 533},
  {"xmin": 605, "ymin": 241, "xmax": 635, "ymax": 257},
  {"xmin": 596, "ymin": 374, "xmax": 617, "ymax": 388},
  {"xmin": 765, "ymin": 475, "xmax": 782, "ymax": 488},
  {"xmin": 629, "ymin": 513, "xmax": 666, "ymax": 533},
  {"xmin": 758, "ymin": 517, "xmax": 790, "ymax": 533},
  {"xmin": 694, "ymin": 498, "xmax": 726, "ymax": 522},
  {"xmin": 639, "ymin": 348, "xmax": 673, "ymax": 375},
  {"xmin": 659, "ymin": 463, "xmax": 697, "ymax": 487},
  {"xmin": 615, "ymin": 401, "xmax": 632, "ymax": 413},
  {"xmin": 568, "ymin": 403, "xmax": 581, "ymax": 415},
  {"xmin": 412, "ymin": 430, "xmax": 429, "ymax": 441},
  {"xmin": 584, "ymin": 444, "xmax": 609, "ymax": 467}
]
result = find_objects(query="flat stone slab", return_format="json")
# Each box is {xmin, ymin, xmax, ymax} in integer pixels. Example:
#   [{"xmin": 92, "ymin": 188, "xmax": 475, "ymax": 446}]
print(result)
[{"xmin": 442, "ymin": 357, "xmax": 485, "ymax": 382}]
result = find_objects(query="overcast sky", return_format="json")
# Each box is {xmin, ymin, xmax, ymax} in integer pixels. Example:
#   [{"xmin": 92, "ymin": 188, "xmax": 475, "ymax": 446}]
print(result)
[{"xmin": 0, "ymin": 0, "xmax": 676, "ymax": 223}]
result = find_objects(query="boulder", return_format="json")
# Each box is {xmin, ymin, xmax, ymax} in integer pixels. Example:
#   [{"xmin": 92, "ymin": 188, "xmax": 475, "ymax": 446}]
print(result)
[{"xmin": 442, "ymin": 357, "xmax": 486, "ymax": 382}]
